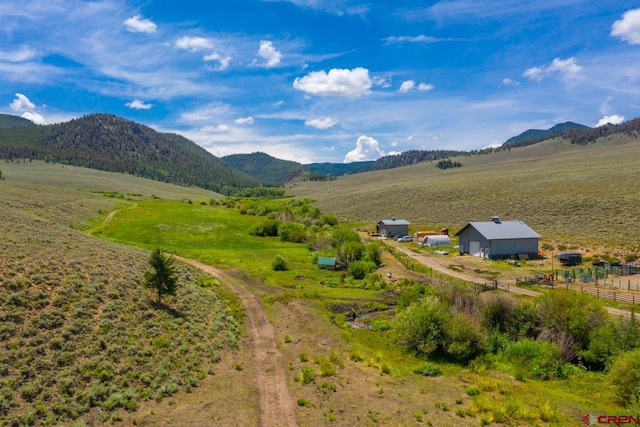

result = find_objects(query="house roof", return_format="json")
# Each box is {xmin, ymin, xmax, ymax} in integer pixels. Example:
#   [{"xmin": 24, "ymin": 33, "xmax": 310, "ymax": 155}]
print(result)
[
  {"xmin": 379, "ymin": 219, "xmax": 410, "ymax": 226},
  {"xmin": 455, "ymin": 220, "xmax": 540, "ymax": 240}
]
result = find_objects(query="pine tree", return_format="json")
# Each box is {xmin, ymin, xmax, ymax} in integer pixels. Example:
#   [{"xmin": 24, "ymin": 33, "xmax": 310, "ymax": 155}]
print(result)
[{"xmin": 143, "ymin": 248, "xmax": 178, "ymax": 304}]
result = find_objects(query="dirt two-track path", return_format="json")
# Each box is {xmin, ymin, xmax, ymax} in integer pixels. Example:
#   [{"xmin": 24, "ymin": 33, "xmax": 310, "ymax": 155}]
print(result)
[{"xmin": 174, "ymin": 256, "xmax": 298, "ymax": 427}]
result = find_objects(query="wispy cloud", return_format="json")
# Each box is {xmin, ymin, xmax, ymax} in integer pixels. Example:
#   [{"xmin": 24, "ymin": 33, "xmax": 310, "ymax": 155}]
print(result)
[
  {"xmin": 383, "ymin": 35, "xmax": 453, "ymax": 44},
  {"xmin": 305, "ymin": 117, "xmax": 337, "ymax": 129},
  {"xmin": 126, "ymin": 99, "xmax": 152, "ymax": 110},
  {"xmin": 522, "ymin": 57, "xmax": 582, "ymax": 82},
  {"xmin": 0, "ymin": 46, "xmax": 39, "ymax": 62},
  {"xmin": 124, "ymin": 15, "xmax": 157, "ymax": 33},
  {"xmin": 175, "ymin": 36, "xmax": 214, "ymax": 52}
]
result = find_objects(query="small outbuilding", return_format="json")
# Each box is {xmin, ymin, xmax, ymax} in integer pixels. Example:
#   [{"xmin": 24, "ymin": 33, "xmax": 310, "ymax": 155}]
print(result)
[
  {"xmin": 455, "ymin": 216, "xmax": 540, "ymax": 259},
  {"xmin": 377, "ymin": 217, "xmax": 410, "ymax": 238},
  {"xmin": 421, "ymin": 235, "xmax": 451, "ymax": 247},
  {"xmin": 557, "ymin": 252, "xmax": 582, "ymax": 266},
  {"xmin": 317, "ymin": 256, "xmax": 337, "ymax": 270}
]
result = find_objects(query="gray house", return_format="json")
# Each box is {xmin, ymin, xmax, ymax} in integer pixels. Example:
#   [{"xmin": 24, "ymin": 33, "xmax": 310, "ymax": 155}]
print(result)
[
  {"xmin": 455, "ymin": 216, "xmax": 540, "ymax": 259},
  {"xmin": 377, "ymin": 218, "xmax": 410, "ymax": 238}
]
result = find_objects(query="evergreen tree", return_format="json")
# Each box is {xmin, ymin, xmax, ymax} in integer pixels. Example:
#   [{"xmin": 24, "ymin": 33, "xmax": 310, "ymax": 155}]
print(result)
[{"xmin": 143, "ymin": 248, "xmax": 178, "ymax": 304}]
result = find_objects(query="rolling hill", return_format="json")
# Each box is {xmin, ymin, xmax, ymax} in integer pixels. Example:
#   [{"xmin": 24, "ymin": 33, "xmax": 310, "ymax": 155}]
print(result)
[
  {"xmin": 0, "ymin": 113, "xmax": 259, "ymax": 194},
  {"xmin": 289, "ymin": 130, "xmax": 640, "ymax": 254},
  {"xmin": 502, "ymin": 121, "xmax": 589, "ymax": 148}
]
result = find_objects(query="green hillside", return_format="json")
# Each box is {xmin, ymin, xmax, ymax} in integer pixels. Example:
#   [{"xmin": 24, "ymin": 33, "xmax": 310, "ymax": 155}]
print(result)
[
  {"xmin": 0, "ymin": 114, "xmax": 35, "ymax": 129},
  {"xmin": 502, "ymin": 121, "xmax": 589, "ymax": 148},
  {"xmin": 222, "ymin": 151, "xmax": 308, "ymax": 186},
  {"xmin": 0, "ymin": 113, "xmax": 259, "ymax": 194},
  {"xmin": 290, "ymin": 133, "xmax": 640, "ymax": 254}
]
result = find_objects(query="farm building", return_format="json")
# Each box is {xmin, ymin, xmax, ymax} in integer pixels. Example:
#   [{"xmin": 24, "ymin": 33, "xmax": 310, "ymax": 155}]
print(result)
[
  {"xmin": 377, "ymin": 218, "xmax": 410, "ymax": 238},
  {"xmin": 421, "ymin": 235, "xmax": 451, "ymax": 247},
  {"xmin": 557, "ymin": 252, "xmax": 582, "ymax": 266},
  {"xmin": 317, "ymin": 257, "xmax": 337, "ymax": 270},
  {"xmin": 413, "ymin": 230, "xmax": 436, "ymax": 242},
  {"xmin": 455, "ymin": 216, "xmax": 540, "ymax": 259}
]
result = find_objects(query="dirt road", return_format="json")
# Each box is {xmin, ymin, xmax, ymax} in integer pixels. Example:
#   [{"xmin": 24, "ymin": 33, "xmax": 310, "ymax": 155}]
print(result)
[
  {"xmin": 393, "ymin": 245, "xmax": 633, "ymax": 317},
  {"xmin": 175, "ymin": 256, "xmax": 298, "ymax": 427}
]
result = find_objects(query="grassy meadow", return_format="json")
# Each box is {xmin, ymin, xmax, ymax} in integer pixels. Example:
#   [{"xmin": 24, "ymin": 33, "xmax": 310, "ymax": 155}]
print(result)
[
  {"xmin": 290, "ymin": 136, "xmax": 640, "ymax": 257},
  {"xmin": 93, "ymin": 195, "xmax": 628, "ymax": 426}
]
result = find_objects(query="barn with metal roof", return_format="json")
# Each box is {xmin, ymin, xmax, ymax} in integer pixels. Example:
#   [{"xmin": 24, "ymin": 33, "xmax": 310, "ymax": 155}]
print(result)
[
  {"xmin": 377, "ymin": 217, "xmax": 410, "ymax": 238},
  {"xmin": 455, "ymin": 216, "xmax": 540, "ymax": 259}
]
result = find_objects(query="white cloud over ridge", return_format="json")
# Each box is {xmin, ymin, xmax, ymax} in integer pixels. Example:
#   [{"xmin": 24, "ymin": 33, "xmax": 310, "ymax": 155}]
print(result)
[
  {"xmin": 294, "ymin": 67, "xmax": 372, "ymax": 97},
  {"xmin": 305, "ymin": 117, "xmax": 336, "ymax": 129},
  {"xmin": 522, "ymin": 57, "xmax": 581, "ymax": 82},
  {"xmin": 124, "ymin": 15, "xmax": 157, "ymax": 34},
  {"xmin": 21, "ymin": 111, "xmax": 45, "ymax": 124},
  {"xmin": 126, "ymin": 99, "xmax": 152, "ymax": 110},
  {"xmin": 611, "ymin": 8, "xmax": 640, "ymax": 45},
  {"xmin": 344, "ymin": 135, "xmax": 384, "ymax": 163},
  {"xmin": 596, "ymin": 115, "xmax": 625, "ymax": 127}
]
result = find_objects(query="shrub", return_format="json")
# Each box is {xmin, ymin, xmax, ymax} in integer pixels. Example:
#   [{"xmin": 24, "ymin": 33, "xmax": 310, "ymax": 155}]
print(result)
[
  {"xmin": 348, "ymin": 261, "xmax": 371, "ymax": 280},
  {"xmin": 413, "ymin": 362, "xmax": 442, "ymax": 377},
  {"xmin": 319, "ymin": 359, "xmax": 336, "ymax": 377},
  {"xmin": 271, "ymin": 255, "xmax": 289, "ymax": 271},
  {"xmin": 445, "ymin": 312, "xmax": 484, "ymax": 361},
  {"xmin": 608, "ymin": 348, "xmax": 640, "ymax": 405},
  {"xmin": 278, "ymin": 222, "xmax": 307, "ymax": 243},
  {"xmin": 301, "ymin": 366, "xmax": 315, "ymax": 384},
  {"xmin": 249, "ymin": 219, "xmax": 280, "ymax": 237},
  {"xmin": 393, "ymin": 297, "xmax": 449, "ymax": 356}
]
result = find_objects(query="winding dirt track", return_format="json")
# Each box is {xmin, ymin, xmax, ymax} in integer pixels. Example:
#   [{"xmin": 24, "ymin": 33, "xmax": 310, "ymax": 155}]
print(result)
[{"xmin": 174, "ymin": 256, "xmax": 298, "ymax": 427}]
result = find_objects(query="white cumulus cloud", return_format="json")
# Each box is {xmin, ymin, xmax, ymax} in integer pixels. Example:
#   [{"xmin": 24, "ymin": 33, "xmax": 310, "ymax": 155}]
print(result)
[
  {"xmin": 10, "ymin": 93, "xmax": 35, "ymax": 112},
  {"xmin": 235, "ymin": 116, "xmax": 254, "ymax": 125},
  {"xmin": 418, "ymin": 83, "xmax": 434, "ymax": 91},
  {"xmin": 176, "ymin": 36, "xmax": 214, "ymax": 52},
  {"xmin": 124, "ymin": 15, "xmax": 157, "ymax": 33},
  {"xmin": 502, "ymin": 78, "xmax": 520, "ymax": 86},
  {"xmin": 126, "ymin": 99, "xmax": 152, "ymax": 110},
  {"xmin": 203, "ymin": 52, "xmax": 231, "ymax": 71},
  {"xmin": 257, "ymin": 40, "xmax": 282, "ymax": 67},
  {"xmin": 399, "ymin": 80, "xmax": 415, "ymax": 93},
  {"xmin": 294, "ymin": 67, "xmax": 372, "ymax": 97},
  {"xmin": 596, "ymin": 115, "xmax": 625, "ymax": 127},
  {"xmin": 611, "ymin": 8, "xmax": 640, "ymax": 45},
  {"xmin": 522, "ymin": 57, "xmax": 582, "ymax": 81},
  {"xmin": 344, "ymin": 135, "xmax": 385, "ymax": 163},
  {"xmin": 305, "ymin": 117, "xmax": 337, "ymax": 129}
]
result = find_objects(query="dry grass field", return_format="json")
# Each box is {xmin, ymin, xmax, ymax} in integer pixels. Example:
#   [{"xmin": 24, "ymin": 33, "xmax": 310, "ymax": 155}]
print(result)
[
  {"xmin": 290, "ymin": 136, "xmax": 640, "ymax": 257},
  {"xmin": 0, "ymin": 171, "xmax": 248, "ymax": 426}
]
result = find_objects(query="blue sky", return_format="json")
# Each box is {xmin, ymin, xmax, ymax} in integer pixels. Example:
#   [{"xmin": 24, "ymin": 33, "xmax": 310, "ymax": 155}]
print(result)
[{"xmin": 1, "ymin": 1, "xmax": 639, "ymax": 163}]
